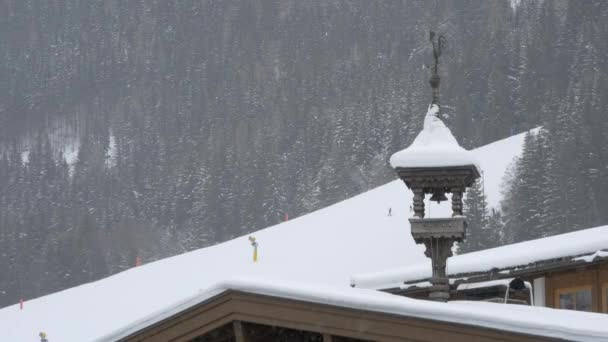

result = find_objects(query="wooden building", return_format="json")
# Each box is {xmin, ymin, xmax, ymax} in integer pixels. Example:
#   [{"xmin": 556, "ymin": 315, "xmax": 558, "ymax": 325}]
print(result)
[
  {"xmin": 352, "ymin": 225, "xmax": 608, "ymax": 314},
  {"xmin": 101, "ymin": 278, "xmax": 606, "ymax": 342}
]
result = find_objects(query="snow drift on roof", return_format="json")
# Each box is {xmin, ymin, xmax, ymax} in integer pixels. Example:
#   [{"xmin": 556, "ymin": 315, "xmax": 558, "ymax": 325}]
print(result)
[{"xmin": 390, "ymin": 104, "xmax": 480, "ymax": 171}]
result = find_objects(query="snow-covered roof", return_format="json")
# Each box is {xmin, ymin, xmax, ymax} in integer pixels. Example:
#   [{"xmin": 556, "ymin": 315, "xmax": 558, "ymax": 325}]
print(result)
[
  {"xmin": 100, "ymin": 277, "xmax": 608, "ymax": 342},
  {"xmin": 390, "ymin": 104, "xmax": 480, "ymax": 171},
  {"xmin": 352, "ymin": 225, "xmax": 608, "ymax": 290},
  {"xmin": 0, "ymin": 131, "xmax": 530, "ymax": 341}
]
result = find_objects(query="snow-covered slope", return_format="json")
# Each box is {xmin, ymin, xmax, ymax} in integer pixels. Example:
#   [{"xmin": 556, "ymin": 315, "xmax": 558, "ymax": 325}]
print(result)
[{"xmin": 0, "ymin": 132, "xmax": 528, "ymax": 341}]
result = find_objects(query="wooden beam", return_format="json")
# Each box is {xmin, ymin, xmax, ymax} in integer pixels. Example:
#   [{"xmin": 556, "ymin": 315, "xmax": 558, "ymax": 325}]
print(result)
[
  {"xmin": 123, "ymin": 290, "xmax": 560, "ymax": 342},
  {"xmin": 593, "ymin": 266, "xmax": 600, "ymax": 312},
  {"xmin": 233, "ymin": 320, "xmax": 246, "ymax": 342}
]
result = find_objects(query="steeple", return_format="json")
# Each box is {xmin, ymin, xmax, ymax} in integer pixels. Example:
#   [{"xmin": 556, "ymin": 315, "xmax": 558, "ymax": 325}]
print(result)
[{"xmin": 389, "ymin": 32, "xmax": 480, "ymax": 302}]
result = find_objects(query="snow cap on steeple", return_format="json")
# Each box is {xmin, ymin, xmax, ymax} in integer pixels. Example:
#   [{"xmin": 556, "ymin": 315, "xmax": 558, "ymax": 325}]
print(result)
[{"xmin": 390, "ymin": 104, "xmax": 480, "ymax": 171}]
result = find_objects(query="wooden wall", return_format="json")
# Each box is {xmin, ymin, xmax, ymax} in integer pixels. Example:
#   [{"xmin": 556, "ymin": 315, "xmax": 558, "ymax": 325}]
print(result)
[{"xmin": 545, "ymin": 263, "xmax": 608, "ymax": 313}]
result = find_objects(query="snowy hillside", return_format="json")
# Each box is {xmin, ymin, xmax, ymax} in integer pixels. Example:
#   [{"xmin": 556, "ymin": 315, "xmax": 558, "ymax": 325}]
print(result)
[{"xmin": 0, "ymin": 131, "xmax": 529, "ymax": 341}]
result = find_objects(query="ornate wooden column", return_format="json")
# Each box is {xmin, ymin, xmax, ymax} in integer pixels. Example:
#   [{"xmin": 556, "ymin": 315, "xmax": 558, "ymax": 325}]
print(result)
[
  {"xmin": 424, "ymin": 237, "xmax": 453, "ymax": 302},
  {"xmin": 451, "ymin": 187, "xmax": 463, "ymax": 216},
  {"xmin": 397, "ymin": 168, "xmax": 478, "ymax": 302},
  {"xmin": 412, "ymin": 187, "xmax": 425, "ymax": 218}
]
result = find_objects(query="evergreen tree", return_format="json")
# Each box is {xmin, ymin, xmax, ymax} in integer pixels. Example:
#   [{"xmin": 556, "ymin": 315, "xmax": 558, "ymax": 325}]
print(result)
[{"xmin": 458, "ymin": 179, "xmax": 492, "ymax": 254}]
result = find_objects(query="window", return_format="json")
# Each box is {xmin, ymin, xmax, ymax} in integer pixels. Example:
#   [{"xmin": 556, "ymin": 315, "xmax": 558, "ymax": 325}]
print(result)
[{"xmin": 555, "ymin": 286, "xmax": 592, "ymax": 312}]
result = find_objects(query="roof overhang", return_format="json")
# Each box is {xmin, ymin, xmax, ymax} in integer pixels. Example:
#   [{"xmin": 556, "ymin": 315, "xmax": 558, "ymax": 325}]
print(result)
[
  {"xmin": 391, "ymin": 253, "xmax": 608, "ymax": 296},
  {"xmin": 110, "ymin": 289, "xmax": 561, "ymax": 342}
]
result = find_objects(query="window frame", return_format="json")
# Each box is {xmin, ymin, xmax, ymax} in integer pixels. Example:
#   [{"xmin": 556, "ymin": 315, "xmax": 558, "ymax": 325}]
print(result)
[{"xmin": 554, "ymin": 285, "xmax": 593, "ymax": 312}]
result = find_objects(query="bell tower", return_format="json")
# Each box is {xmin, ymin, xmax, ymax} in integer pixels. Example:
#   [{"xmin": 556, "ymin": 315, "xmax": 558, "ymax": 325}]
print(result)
[{"xmin": 389, "ymin": 32, "xmax": 480, "ymax": 302}]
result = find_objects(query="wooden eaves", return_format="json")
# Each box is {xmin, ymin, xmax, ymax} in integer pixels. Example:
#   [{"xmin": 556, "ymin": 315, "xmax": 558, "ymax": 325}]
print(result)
[
  {"xmin": 386, "ymin": 252, "xmax": 608, "ymax": 296},
  {"xmin": 119, "ymin": 289, "xmax": 564, "ymax": 342}
]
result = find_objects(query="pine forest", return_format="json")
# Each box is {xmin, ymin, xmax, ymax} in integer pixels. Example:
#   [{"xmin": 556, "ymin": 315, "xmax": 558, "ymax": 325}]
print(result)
[{"xmin": 1, "ymin": 0, "xmax": 607, "ymax": 308}]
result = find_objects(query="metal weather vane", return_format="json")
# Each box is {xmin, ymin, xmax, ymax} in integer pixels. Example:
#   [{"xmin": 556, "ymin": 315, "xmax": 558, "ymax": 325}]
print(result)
[{"xmin": 428, "ymin": 31, "xmax": 446, "ymax": 106}]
